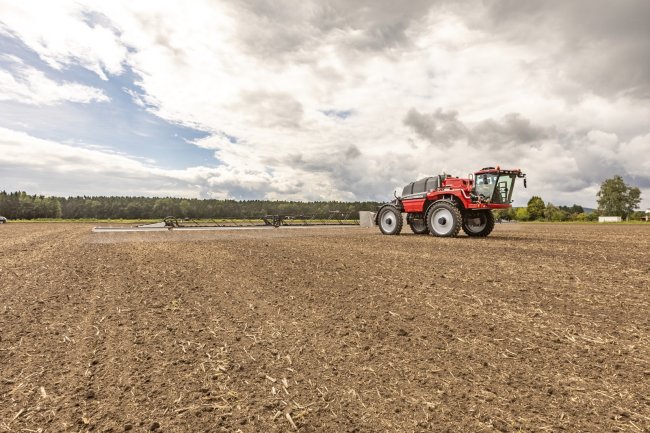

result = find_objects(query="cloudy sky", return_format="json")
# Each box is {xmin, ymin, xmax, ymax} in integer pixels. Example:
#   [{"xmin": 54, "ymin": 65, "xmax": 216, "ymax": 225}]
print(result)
[{"xmin": 0, "ymin": 0, "xmax": 648, "ymax": 208}]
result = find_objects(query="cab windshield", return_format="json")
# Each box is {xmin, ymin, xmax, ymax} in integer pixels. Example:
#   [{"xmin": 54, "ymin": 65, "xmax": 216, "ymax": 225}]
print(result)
[
  {"xmin": 475, "ymin": 172, "xmax": 516, "ymax": 203},
  {"xmin": 475, "ymin": 173, "xmax": 498, "ymax": 200}
]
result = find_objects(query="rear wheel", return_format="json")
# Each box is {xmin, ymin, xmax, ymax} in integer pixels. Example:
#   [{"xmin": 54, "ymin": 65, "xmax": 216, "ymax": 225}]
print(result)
[
  {"xmin": 409, "ymin": 218, "xmax": 428, "ymax": 234},
  {"xmin": 426, "ymin": 201, "xmax": 461, "ymax": 237},
  {"xmin": 462, "ymin": 211, "xmax": 495, "ymax": 237},
  {"xmin": 378, "ymin": 205, "xmax": 403, "ymax": 235}
]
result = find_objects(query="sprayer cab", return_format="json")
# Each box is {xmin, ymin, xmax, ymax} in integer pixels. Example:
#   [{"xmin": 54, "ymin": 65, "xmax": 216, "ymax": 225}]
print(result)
[{"xmin": 472, "ymin": 167, "xmax": 526, "ymax": 205}]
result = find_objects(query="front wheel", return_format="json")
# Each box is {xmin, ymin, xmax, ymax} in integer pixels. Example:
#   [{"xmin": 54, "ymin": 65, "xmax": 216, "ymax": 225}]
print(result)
[
  {"xmin": 378, "ymin": 205, "xmax": 403, "ymax": 235},
  {"xmin": 426, "ymin": 201, "xmax": 461, "ymax": 237},
  {"xmin": 462, "ymin": 211, "xmax": 495, "ymax": 237}
]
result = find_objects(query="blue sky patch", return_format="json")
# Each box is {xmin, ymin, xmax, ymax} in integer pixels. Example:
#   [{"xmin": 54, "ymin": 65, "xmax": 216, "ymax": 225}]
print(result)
[
  {"xmin": 0, "ymin": 34, "xmax": 216, "ymax": 169},
  {"xmin": 321, "ymin": 109, "xmax": 353, "ymax": 119}
]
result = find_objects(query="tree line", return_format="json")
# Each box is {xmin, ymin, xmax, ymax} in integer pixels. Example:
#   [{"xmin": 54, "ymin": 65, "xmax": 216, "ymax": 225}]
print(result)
[
  {"xmin": 494, "ymin": 199, "xmax": 597, "ymax": 222},
  {"xmin": 0, "ymin": 191, "xmax": 379, "ymax": 220},
  {"xmin": 495, "ymin": 175, "xmax": 644, "ymax": 222}
]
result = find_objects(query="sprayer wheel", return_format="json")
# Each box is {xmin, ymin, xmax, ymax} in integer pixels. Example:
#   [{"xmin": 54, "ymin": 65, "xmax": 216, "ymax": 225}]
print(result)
[
  {"xmin": 378, "ymin": 205, "xmax": 403, "ymax": 235},
  {"xmin": 462, "ymin": 210, "xmax": 495, "ymax": 237},
  {"xmin": 426, "ymin": 200, "xmax": 461, "ymax": 237}
]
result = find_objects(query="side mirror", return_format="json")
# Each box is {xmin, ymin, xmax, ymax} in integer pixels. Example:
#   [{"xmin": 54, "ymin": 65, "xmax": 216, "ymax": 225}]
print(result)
[{"xmin": 524, "ymin": 178, "xmax": 527, "ymax": 188}]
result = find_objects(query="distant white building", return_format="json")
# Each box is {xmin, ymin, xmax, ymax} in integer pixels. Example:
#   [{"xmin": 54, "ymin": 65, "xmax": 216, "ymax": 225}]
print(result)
[{"xmin": 598, "ymin": 216, "xmax": 622, "ymax": 223}]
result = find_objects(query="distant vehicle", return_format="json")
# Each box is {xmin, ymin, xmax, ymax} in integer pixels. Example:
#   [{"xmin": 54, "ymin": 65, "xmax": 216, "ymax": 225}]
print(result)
[{"xmin": 0, "ymin": 216, "xmax": 7, "ymax": 224}]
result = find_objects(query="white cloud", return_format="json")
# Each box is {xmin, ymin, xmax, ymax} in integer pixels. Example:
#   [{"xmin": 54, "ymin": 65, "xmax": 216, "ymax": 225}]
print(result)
[
  {"xmin": 617, "ymin": 133, "xmax": 650, "ymax": 177},
  {"xmin": 0, "ymin": 0, "xmax": 127, "ymax": 79},
  {"xmin": 0, "ymin": 126, "xmax": 207, "ymax": 197},
  {"xmin": 0, "ymin": 60, "xmax": 109, "ymax": 105},
  {"xmin": 0, "ymin": 1, "xmax": 649, "ymax": 208}
]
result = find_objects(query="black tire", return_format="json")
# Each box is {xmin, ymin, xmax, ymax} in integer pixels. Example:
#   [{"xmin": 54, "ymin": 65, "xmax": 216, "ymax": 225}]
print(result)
[
  {"xmin": 377, "ymin": 205, "xmax": 403, "ymax": 235},
  {"xmin": 462, "ymin": 210, "xmax": 495, "ymax": 237},
  {"xmin": 409, "ymin": 218, "xmax": 428, "ymax": 234},
  {"xmin": 426, "ymin": 200, "xmax": 462, "ymax": 237}
]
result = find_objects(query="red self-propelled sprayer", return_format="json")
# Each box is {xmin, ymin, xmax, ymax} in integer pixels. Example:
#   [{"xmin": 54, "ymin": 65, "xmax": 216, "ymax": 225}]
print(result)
[{"xmin": 376, "ymin": 166, "xmax": 526, "ymax": 237}]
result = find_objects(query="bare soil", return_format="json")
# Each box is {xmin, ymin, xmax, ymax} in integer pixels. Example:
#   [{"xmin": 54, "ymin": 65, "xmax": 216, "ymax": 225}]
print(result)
[{"xmin": 1, "ymin": 223, "xmax": 649, "ymax": 432}]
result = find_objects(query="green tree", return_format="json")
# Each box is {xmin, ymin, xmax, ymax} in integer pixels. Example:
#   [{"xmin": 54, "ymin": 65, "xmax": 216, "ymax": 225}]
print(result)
[
  {"xmin": 514, "ymin": 207, "xmax": 530, "ymax": 221},
  {"xmin": 527, "ymin": 196, "xmax": 545, "ymax": 220},
  {"xmin": 559, "ymin": 204, "xmax": 584, "ymax": 215},
  {"xmin": 544, "ymin": 203, "xmax": 569, "ymax": 222},
  {"xmin": 41, "ymin": 197, "xmax": 62, "ymax": 218},
  {"xmin": 596, "ymin": 175, "xmax": 642, "ymax": 220},
  {"xmin": 18, "ymin": 192, "xmax": 35, "ymax": 219}
]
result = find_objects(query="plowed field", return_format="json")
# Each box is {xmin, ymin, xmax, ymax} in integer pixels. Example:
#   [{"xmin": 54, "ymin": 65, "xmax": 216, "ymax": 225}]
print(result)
[{"xmin": 1, "ymin": 223, "xmax": 649, "ymax": 432}]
